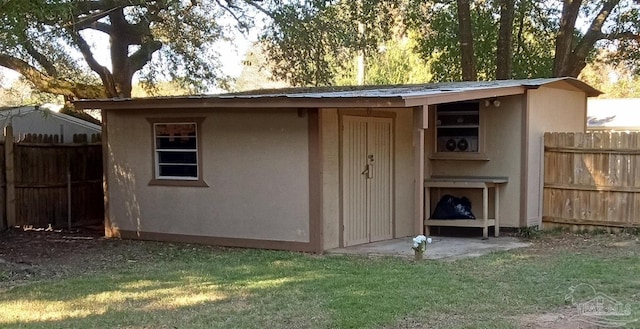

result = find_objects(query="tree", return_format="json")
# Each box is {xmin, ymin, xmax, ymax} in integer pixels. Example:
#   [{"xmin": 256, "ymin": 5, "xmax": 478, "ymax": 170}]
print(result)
[
  {"xmin": 553, "ymin": 0, "xmax": 625, "ymax": 77},
  {"xmin": 511, "ymin": 0, "xmax": 556, "ymax": 78},
  {"xmin": 407, "ymin": 0, "xmax": 502, "ymax": 81},
  {"xmin": 0, "ymin": 0, "xmax": 260, "ymax": 99},
  {"xmin": 407, "ymin": 0, "xmax": 640, "ymax": 81},
  {"xmin": 261, "ymin": 0, "xmax": 398, "ymax": 87},
  {"xmin": 495, "ymin": 0, "xmax": 516, "ymax": 79},
  {"xmin": 260, "ymin": 1, "xmax": 346, "ymax": 87},
  {"xmin": 0, "ymin": 77, "xmax": 60, "ymax": 107},
  {"xmin": 333, "ymin": 34, "xmax": 433, "ymax": 86},
  {"xmin": 457, "ymin": 0, "xmax": 477, "ymax": 81},
  {"xmin": 579, "ymin": 50, "xmax": 640, "ymax": 98},
  {"xmin": 233, "ymin": 42, "xmax": 289, "ymax": 91}
]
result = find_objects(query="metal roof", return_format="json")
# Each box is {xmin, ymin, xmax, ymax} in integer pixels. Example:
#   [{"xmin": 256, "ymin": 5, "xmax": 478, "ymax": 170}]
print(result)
[
  {"xmin": 224, "ymin": 77, "xmax": 599, "ymax": 98},
  {"xmin": 75, "ymin": 77, "xmax": 602, "ymax": 110}
]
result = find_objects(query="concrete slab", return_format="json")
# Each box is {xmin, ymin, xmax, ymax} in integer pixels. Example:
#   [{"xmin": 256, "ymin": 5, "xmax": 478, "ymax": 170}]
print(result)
[{"xmin": 326, "ymin": 236, "xmax": 530, "ymax": 260}]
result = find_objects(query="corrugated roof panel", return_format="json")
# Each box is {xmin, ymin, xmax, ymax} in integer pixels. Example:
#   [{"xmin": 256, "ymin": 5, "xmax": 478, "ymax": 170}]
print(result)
[{"xmin": 74, "ymin": 77, "xmax": 602, "ymax": 110}]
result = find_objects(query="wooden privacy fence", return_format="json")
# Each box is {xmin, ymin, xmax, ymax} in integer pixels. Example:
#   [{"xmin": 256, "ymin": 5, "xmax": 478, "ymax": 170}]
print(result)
[
  {"xmin": 543, "ymin": 132, "xmax": 640, "ymax": 228},
  {"xmin": 0, "ymin": 127, "xmax": 103, "ymax": 230}
]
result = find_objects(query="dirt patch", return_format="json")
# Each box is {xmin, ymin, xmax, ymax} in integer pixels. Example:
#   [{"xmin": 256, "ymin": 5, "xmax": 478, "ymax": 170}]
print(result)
[
  {"xmin": 521, "ymin": 231, "xmax": 640, "ymax": 257},
  {"xmin": 389, "ymin": 308, "xmax": 613, "ymax": 329},
  {"xmin": 516, "ymin": 307, "xmax": 598, "ymax": 329},
  {"xmin": 0, "ymin": 227, "xmax": 153, "ymax": 290}
]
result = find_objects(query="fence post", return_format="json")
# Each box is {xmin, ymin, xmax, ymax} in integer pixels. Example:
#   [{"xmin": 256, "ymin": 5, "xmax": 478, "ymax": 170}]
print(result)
[
  {"xmin": 4, "ymin": 125, "xmax": 15, "ymax": 228},
  {"xmin": 67, "ymin": 160, "xmax": 71, "ymax": 231}
]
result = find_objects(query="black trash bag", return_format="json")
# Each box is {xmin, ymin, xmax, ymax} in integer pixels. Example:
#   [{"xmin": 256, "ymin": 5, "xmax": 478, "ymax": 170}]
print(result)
[{"xmin": 430, "ymin": 194, "xmax": 476, "ymax": 219}]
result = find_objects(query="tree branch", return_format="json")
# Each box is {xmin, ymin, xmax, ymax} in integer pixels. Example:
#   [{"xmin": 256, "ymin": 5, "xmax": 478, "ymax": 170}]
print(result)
[
  {"xmin": 77, "ymin": 21, "xmax": 113, "ymax": 35},
  {"xmin": 568, "ymin": 0, "xmax": 619, "ymax": 76},
  {"xmin": 122, "ymin": 21, "xmax": 152, "ymax": 45},
  {"xmin": 71, "ymin": 0, "xmax": 145, "ymax": 15},
  {"xmin": 67, "ymin": 29, "xmax": 117, "ymax": 96},
  {"xmin": 0, "ymin": 53, "xmax": 106, "ymax": 99},
  {"xmin": 217, "ymin": 1, "xmax": 251, "ymax": 31},
  {"xmin": 244, "ymin": 0, "xmax": 275, "ymax": 19},
  {"xmin": 128, "ymin": 40, "xmax": 163, "ymax": 74},
  {"xmin": 606, "ymin": 31, "xmax": 640, "ymax": 41},
  {"xmin": 574, "ymin": 0, "xmax": 619, "ymax": 55},
  {"xmin": 21, "ymin": 39, "xmax": 58, "ymax": 76},
  {"xmin": 67, "ymin": 7, "xmax": 117, "ymax": 30}
]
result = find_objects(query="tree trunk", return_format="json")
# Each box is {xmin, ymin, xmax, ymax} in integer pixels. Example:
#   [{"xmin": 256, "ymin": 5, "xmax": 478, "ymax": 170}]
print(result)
[
  {"xmin": 514, "ymin": 0, "xmax": 527, "ymax": 58},
  {"xmin": 552, "ymin": 0, "xmax": 582, "ymax": 77},
  {"xmin": 456, "ymin": 0, "xmax": 477, "ymax": 81},
  {"xmin": 109, "ymin": 9, "xmax": 131, "ymax": 97},
  {"xmin": 495, "ymin": 0, "xmax": 516, "ymax": 80}
]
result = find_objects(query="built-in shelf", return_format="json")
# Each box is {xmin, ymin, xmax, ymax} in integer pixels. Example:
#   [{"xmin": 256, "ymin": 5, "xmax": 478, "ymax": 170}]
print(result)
[{"xmin": 435, "ymin": 102, "xmax": 483, "ymax": 155}]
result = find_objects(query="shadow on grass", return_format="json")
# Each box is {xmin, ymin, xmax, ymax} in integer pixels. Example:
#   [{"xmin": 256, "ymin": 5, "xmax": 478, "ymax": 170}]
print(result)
[{"xmin": 1, "ymin": 246, "xmax": 640, "ymax": 329}]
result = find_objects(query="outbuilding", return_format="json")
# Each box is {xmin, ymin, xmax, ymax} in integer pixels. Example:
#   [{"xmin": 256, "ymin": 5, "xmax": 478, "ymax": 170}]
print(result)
[
  {"xmin": 76, "ymin": 78, "xmax": 600, "ymax": 252},
  {"xmin": 0, "ymin": 106, "xmax": 101, "ymax": 142}
]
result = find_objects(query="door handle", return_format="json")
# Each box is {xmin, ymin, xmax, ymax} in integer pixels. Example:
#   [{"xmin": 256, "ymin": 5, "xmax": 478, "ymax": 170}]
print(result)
[{"xmin": 361, "ymin": 164, "xmax": 373, "ymax": 179}]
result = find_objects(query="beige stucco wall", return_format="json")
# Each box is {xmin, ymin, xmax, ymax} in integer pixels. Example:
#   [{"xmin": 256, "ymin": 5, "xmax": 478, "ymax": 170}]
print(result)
[
  {"xmin": 320, "ymin": 108, "xmax": 415, "ymax": 249},
  {"xmin": 525, "ymin": 84, "xmax": 587, "ymax": 226},
  {"xmin": 427, "ymin": 95, "xmax": 524, "ymax": 227},
  {"xmin": 320, "ymin": 109, "xmax": 340, "ymax": 249},
  {"xmin": 106, "ymin": 109, "xmax": 311, "ymax": 242}
]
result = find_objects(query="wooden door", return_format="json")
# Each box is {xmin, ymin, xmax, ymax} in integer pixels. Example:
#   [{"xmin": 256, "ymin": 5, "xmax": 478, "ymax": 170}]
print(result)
[{"xmin": 342, "ymin": 115, "xmax": 393, "ymax": 246}]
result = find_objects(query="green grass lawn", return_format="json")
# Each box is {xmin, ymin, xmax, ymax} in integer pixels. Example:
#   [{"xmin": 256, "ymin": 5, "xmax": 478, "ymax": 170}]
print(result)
[{"xmin": 1, "ymin": 232, "xmax": 639, "ymax": 328}]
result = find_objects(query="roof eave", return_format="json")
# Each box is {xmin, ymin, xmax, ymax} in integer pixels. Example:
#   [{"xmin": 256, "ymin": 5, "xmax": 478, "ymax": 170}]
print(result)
[
  {"xmin": 563, "ymin": 78, "xmax": 603, "ymax": 97},
  {"xmin": 74, "ymin": 96, "xmax": 408, "ymax": 110},
  {"xmin": 521, "ymin": 77, "xmax": 602, "ymax": 97},
  {"xmin": 402, "ymin": 85, "xmax": 527, "ymax": 107}
]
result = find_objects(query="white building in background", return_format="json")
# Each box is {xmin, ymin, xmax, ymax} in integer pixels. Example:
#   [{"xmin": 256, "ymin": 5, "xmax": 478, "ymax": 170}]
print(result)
[
  {"xmin": 587, "ymin": 98, "xmax": 640, "ymax": 130},
  {"xmin": 0, "ymin": 106, "xmax": 101, "ymax": 143}
]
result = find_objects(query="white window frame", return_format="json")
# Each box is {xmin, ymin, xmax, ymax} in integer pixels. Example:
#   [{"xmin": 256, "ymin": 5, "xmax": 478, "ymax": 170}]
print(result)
[
  {"xmin": 148, "ymin": 117, "xmax": 208, "ymax": 187},
  {"xmin": 154, "ymin": 122, "xmax": 199, "ymax": 180}
]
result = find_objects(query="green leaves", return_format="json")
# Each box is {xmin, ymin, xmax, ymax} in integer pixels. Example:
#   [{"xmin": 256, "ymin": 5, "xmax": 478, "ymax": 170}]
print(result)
[
  {"xmin": 0, "ymin": 0, "xmax": 258, "ymax": 98},
  {"xmin": 261, "ymin": 0, "xmax": 399, "ymax": 87},
  {"xmin": 262, "ymin": 0, "xmax": 640, "ymax": 87}
]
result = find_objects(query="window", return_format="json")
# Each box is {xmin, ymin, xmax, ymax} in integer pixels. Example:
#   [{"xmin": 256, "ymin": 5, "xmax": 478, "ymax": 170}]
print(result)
[
  {"xmin": 435, "ymin": 102, "xmax": 480, "ymax": 153},
  {"xmin": 149, "ymin": 118, "xmax": 207, "ymax": 186}
]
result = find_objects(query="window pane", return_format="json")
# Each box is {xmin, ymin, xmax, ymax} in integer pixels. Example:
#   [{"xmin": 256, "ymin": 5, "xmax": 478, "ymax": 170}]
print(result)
[
  {"xmin": 159, "ymin": 164, "xmax": 198, "ymax": 178},
  {"xmin": 155, "ymin": 123, "xmax": 197, "ymax": 149},
  {"xmin": 155, "ymin": 123, "xmax": 196, "ymax": 137},
  {"xmin": 158, "ymin": 151, "xmax": 197, "ymax": 164},
  {"xmin": 156, "ymin": 136, "xmax": 197, "ymax": 149}
]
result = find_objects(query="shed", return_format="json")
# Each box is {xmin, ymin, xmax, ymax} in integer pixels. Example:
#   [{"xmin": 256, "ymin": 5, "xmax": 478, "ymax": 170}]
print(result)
[
  {"xmin": 76, "ymin": 77, "xmax": 600, "ymax": 252},
  {"xmin": 0, "ymin": 106, "xmax": 101, "ymax": 142}
]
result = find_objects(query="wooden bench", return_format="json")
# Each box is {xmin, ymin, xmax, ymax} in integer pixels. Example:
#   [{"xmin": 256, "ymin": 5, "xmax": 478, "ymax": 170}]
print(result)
[{"xmin": 424, "ymin": 176, "xmax": 508, "ymax": 238}]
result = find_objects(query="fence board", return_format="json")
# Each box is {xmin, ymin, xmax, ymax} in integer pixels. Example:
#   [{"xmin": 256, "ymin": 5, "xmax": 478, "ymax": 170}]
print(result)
[
  {"xmin": 543, "ymin": 132, "xmax": 640, "ymax": 229},
  {"xmin": 3, "ymin": 130, "xmax": 103, "ymax": 229},
  {"xmin": 0, "ymin": 142, "xmax": 5, "ymax": 230}
]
